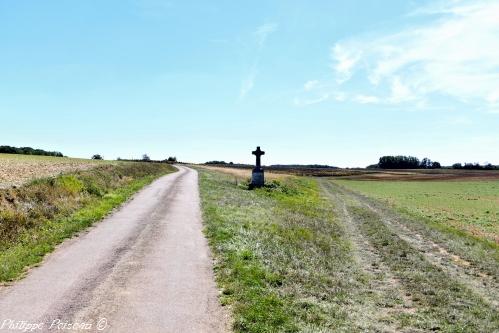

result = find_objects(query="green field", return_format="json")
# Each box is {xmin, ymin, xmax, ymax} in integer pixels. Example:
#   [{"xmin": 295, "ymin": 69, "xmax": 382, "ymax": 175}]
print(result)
[
  {"xmin": 198, "ymin": 168, "xmax": 499, "ymax": 332},
  {"xmin": 334, "ymin": 180, "xmax": 499, "ymax": 243}
]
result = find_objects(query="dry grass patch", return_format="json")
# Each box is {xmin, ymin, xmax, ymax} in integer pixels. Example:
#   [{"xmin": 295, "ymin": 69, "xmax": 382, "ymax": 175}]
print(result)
[{"xmin": 196, "ymin": 165, "xmax": 288, "ymax": 183}]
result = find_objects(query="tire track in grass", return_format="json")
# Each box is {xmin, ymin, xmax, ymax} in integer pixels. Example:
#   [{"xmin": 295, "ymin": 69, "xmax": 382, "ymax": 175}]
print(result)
[
  {"xmin": 332, "ymin": 182, "xmax": 499, "ymax": 309},
  {"xmin": 320, "ymin": 180, "xmax": 418, "ymax": 332},
  {"xmin": 323, "ymin": 181, "xmax": 498, "ymax": 331}
]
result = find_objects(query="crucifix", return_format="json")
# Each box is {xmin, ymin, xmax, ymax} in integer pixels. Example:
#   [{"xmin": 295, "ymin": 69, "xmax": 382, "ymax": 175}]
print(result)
[
  {"xmin": 252, "ymin": 146, "xmax": 265, "ymax": 170},
  {"xmin": 250, "ymin": 146, "xmax": 265, "ymax": 188}
]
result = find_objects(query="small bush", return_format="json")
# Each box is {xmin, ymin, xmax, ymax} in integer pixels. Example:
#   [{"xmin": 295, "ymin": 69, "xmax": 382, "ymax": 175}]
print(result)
[{"xmin": 56, "ymin": 175, "xmax": 84, "ymax": 195}]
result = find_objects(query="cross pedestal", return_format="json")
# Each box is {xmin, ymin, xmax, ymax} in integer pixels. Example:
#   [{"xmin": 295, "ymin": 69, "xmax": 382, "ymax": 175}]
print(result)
[{"xmin": 251, "ymin": 146, "xmax": 265, "ymax": 188}]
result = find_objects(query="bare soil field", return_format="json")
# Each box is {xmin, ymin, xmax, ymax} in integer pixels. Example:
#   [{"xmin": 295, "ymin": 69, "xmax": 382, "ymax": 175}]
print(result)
[
  {"xmin": 0, "ymin": 154, "xmax": 110, "ymax": 189},
  {"xmin": 338, "ymin": 169, "xmax": 499, "ymax": 181}
]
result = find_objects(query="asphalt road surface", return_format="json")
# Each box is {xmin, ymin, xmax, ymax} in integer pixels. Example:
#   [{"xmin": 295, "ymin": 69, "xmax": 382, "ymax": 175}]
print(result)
[{"xmin": 0, "ymin": 166, "xmax": 229, "ymax": 332}]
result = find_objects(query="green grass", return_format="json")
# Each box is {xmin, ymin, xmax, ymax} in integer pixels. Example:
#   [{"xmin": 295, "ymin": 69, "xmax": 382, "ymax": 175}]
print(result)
[
  {"xmin": 350, "ymin": 205, "xmax": 498, "ymax": 332},
  {"xmin": 332, "ymin": 179, "xmax": 499, "ymax": 289},
  {"xmin": 334, "ymin": 180, "xmax": 499, "ymax": 243},
  {"xmin": 199, "ymin": 169, "xmax": 499, "ymax": 332},
  {"xmin": 197, "ymin": 168, "xmax": 407, "ymax": 332},
  {"xmin": 0, "ymin": 162, "xmax": 176, "ymax": 282}
]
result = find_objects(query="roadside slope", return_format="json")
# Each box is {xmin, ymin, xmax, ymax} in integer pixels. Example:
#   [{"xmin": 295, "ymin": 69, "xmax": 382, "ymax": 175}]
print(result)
[{"xmin": 0, "ymin": 162, "xmax": 175, "ymax": 282}]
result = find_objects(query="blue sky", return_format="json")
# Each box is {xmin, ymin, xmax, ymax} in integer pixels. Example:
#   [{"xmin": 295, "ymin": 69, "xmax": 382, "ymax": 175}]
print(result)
[{"xmin": 1, "ymin": 0, "xmax": 498, "ymax": 167}]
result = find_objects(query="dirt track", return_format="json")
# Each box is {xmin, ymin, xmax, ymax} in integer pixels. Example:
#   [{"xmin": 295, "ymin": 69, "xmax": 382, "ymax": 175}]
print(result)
[
  {"xmin": 0, "ymin": 166, "xmax": 228, "ymax": 332},
  {"xmin": 319, "ymin": 179, "xmax": 499, "ymax": 331}
]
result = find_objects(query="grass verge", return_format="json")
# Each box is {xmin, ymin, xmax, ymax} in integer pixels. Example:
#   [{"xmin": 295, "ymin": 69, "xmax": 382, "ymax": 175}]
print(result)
[
  {"xmin": 197, "ymin": 168, "xmax": 396, "ymax": 332},
  {"xmin": 0, "ymin": 162, "xmax": 176, "ymax": 282}
]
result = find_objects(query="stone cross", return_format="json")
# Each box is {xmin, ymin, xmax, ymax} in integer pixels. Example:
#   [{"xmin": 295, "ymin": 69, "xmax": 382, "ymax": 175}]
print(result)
[
  {"xmin": 252, "ymin": 146, "xmax": 265, "ymax": 169},
  {"xmin": 250, "ymin": 146, "xmax": 265, "ymax": 188}
]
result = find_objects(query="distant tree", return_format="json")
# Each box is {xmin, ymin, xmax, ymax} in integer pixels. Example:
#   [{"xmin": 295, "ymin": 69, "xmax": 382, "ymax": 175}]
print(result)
[
  {"xmin": 420, "ymin": 157, "xmax": 432, "ymax": 169},
  {"xmin": 167, "ymin": 156, "xmax": 177, "ymax": 162},
  {"xmin": 431, "ymin": 161, "xmax": 441, "ymax": 169},
  {"xmin": 92, "ymin": 154, "xmax": 103, "ymax": 160},
  {"xmin": 463, "ymin": 163, "xmax": 477, "ymax": 170},
  {"xmin": 484, "ymin": 163, "xmax": 495, "ymax": 170},
  {"xmin": 142, "ymin": 154, "xmax": 151, "ymax": 162},
  {"xmin": 452, "ymin": 163, "xmax": 463, "ymax": 169}
]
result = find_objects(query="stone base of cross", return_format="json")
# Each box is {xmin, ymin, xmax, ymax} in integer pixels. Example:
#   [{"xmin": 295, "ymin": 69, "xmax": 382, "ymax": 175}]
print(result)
[
  {"xmin": 251, "ymin": 168, "xmax": 264, "ymax": 188},
  {"xmin": 250, "ymin": 146, "xmax": 265, "ymax": 188}
]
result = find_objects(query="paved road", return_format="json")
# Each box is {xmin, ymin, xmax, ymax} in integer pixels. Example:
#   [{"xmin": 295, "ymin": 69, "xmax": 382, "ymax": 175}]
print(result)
[{"xmin": 0, "ymin": 166, "xmax": 229, "ymax": 332}]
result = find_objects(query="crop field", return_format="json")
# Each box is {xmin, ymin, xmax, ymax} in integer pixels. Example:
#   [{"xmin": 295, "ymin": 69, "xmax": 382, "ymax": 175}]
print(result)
[
  {"xmin": 335, "ymin": 180, "xmax": 499, "ymax": 243},
  {"xmin": 340, "ymin": 169, "xmax": 499, "ymax": 181},
  {"xmin": 198, "ymin": 167, "xmax": 499, "ymax": 332},
  {"xmin": 0, "ymin": 153, "xmax": 111, "ymax": 189}
]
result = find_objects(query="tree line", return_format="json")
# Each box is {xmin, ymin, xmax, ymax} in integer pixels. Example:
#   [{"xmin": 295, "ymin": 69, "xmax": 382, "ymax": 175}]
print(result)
[
  {"xmin": 114, "ymin": 155, "xmax": 177, "ymax": 163},
  {"xmin": 370, "ymin": 156, "xmax": 441, "ymax": 169},
  {"xmin": 370, "ymin": 155, "xmax": 497, "ymax": 170},
  {"xmin": 0, "ymin": 145, "xmax": 64, "ymax": 157},
  {"xmin": 451, "ymin": 162, "xmax": 498, "ymax": 170}
]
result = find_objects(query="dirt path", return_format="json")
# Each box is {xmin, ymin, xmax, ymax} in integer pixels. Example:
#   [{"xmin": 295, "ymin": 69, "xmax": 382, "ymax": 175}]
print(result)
[
  {"xmin": 0, "ymin": 166, "xmax": 229, "ymax": 332},
  {"xmin": 319, "ymin": 181, "xmax": 416, "ymax": 332}
]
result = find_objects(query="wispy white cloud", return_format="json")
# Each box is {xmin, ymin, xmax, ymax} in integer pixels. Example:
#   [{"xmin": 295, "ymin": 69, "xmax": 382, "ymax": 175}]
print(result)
[
  {"xmin": 331, "ymin": 44, "xmax": 361, "ymax": 84},
  {"xmin": 254, "ymin": 23, "xmax": 278, "ymax": 48},
  {"xmin": 239, "ymin": 67, "xmax": 257, "ymax": 99},
  {"xmin": 293, "ymin": 93, "xmax": 330, "ymax": 106},
  {"xmin": 328, "ymin": 0, "xmax": 499, "ymax": 111},
  {"xmin": 293, "ymin": 90, "xmax": 346, "ymax": 107},
  {"xmin": 354, "ymin": 94, "xmax": 380, "ymax": 104},
  {"xmin": 239, "ymin": 23, "xmax": 278, "ymax": 100},
  {"xmin": 303, "ymin": 80, "xmax": 319, "ymax": 91}
]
